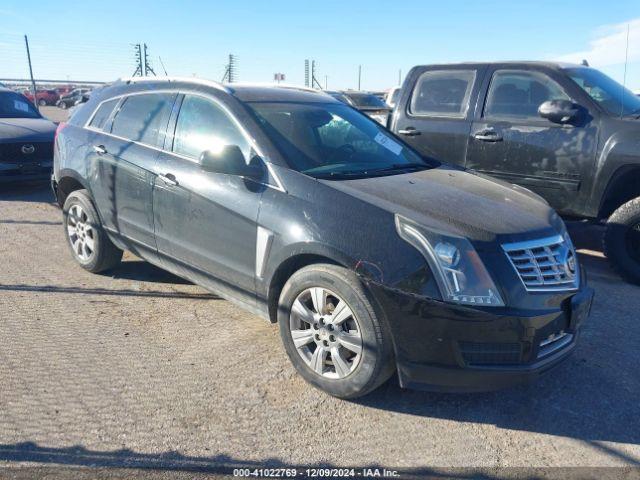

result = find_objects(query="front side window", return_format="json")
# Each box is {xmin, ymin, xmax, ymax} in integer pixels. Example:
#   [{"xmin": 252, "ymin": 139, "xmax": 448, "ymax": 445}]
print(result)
[
  {"xmin": 565, "ymin": 67, "xmax": 640, "ymax": 117},
  {"xmin": 410, "ymin": 70, "xmax": 476, "ymax": 117},
  {"xmin": 0, "ymin": 92, "xmax": 40, "ymax": 119},
  {"xmin": 88, "ymin": 99, "xmax": 118, "ymax": 130},
  {"xmin": 110, "ymin": 93, "xmax": 174, "ymax": 146},
  {"xmin": 484, "ymin": 70, "xmax": 569, "ymax": 119},
  {"xmin": 173, "ymin": 95, "xmax": 251, "ymax": 160},
  {"xmin": 247, "ymin": 101, "xmax": 435, "ymax": 178}
]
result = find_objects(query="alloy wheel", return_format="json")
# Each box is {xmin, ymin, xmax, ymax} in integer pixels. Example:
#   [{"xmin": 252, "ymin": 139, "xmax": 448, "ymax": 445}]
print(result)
[
  {"xmin": 289, "ymin": 287, "xmax": 362, "ymax": 379},
  {"xmin": 67, "ymin": 204, "xmax": 96, "ymax": 261}
]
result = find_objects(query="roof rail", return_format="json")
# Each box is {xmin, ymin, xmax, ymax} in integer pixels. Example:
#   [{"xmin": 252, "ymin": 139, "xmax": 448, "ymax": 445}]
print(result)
[
  {"xmin": 226, "ymin": 82, "xmax": 327, "ymax": 94},
  {"xmin": 116, "ymin": 76, "xmax": 230, "ymax": 93}
]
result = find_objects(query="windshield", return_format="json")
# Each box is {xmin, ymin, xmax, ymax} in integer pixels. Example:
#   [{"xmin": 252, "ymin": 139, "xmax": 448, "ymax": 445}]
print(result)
[
  {"xmin": 247, "ymin": 102, "xmax": 434, "ymax": 178},
  {"xmin": 0, "ymin": 92, "xmax": 40, "ymax": 119},
  {"xmin": 344, "ymin": 93, "xmax": 388, "ymax": 109},
  {"xmin": 565, "ymin": 67, "xmax": 640, "ymax": 116}
]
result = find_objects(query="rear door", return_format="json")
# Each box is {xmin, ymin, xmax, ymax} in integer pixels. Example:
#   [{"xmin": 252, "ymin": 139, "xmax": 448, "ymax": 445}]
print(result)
[
  {"xmin": 392, "ymin": 65, "xmax": 486, "ymax": 165},
  {"xmin": 465, "ymin": 66, "xmax": 598, "ymax": 214},
  {"xmin": 91, "ymin": 92, "xmax": 176, "ymax": 250}
]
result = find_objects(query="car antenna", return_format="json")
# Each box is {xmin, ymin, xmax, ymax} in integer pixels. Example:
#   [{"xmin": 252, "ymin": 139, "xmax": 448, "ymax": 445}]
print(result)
[
  {"xmin": 159, "ymin": 56, "xmax": 169, "ymax": 76},
  {"xmin": 621, "ymin": 23, "xmax": 630, "ymax": 118}
]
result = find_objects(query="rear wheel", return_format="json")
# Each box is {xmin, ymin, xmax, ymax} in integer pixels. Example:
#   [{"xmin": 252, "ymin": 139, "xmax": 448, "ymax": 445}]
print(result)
[
  {"xmin": 59, "ymin": 102, "xmax": 67, "ymax": 110},
  {"xmin": 38, "ymin": 98, "xmax": 46, "ymax": 106},
  {"xmin": 62, "ymin": 190, "xmax": 123, "ymax": 273},
  {"xmin": 603, "ymin": 196, "xmax": 640, "ymax": 284},
  {"xmin": 278, "ymin": 264, "xmax": 394, "ymax": 399}
]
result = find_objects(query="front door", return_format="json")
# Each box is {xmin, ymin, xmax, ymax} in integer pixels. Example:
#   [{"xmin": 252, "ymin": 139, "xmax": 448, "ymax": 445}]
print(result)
[
  {"xmin": 465, "ymin": 68, "xmax": 598, "ymax": 215},
  {"xmin": 393, "ymin": 66, "xmax": 485, "ymax": 165},
  {"xmin": 152, "ymin": 93, "xmax": 263, "ymax": 299}
]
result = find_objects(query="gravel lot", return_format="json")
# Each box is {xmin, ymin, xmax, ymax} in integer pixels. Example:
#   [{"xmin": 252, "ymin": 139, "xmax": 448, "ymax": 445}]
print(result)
[{"xmin": 0, "ymin": 183, "xmax": 639, "ymax": 475}]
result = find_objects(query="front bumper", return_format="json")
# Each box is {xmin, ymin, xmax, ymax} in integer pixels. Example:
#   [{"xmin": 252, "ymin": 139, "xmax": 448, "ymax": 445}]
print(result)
[
  {"xmin": 369, "ymin": 282, "xmax": 594, "ymax": 392},
  {"xmin": 0, "ymin": 161, "xmax": 52, "ymax": 183}
]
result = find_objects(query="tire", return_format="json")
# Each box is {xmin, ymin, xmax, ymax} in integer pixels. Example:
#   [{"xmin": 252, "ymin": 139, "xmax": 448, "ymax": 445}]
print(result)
[
  {"xmin": 62, "ymin": 189, "xmax": 123, "ymax": 273},
  {"xmin": 59, "ymin": 102, "xmax": 67, "ymax": 110},
  {"xmin": 603, "ymin": 196, "xmax": 640, "ymax": 284},
  {"xmin": 278, "ymin": 264, "xmax": 395, "ymax": 399},
  {"xmin": 38, "ymin": 98, "xmax": 46, "ymax": 106}
]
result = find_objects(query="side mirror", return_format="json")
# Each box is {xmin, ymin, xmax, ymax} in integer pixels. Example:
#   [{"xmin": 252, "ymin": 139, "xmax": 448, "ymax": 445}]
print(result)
[
  {"xmin": 538, "ymin": 99, "xmax": 581, "ymax": 124},
  {"xmin": 199, "ymin": 145, "xmax": 264, "ymax": 179}
]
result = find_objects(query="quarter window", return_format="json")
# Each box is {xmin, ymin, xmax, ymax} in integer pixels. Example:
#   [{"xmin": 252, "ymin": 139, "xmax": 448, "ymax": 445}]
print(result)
[
  {"xmin": 110, "ymin": 93, "xmax": 175, "ymax": 146},
  {"xmin": 173, "ymin": 95, "xmax": 250, "ymax": 160},
  {"xmin": 410, "ymin": 70, "xmax": 475, "ymax": 117},
  {"xmin": 88, "ymin": 99, "xmax": 118, "ymax": 130},
  {"xmin": 484, "ymin": 70, "xmax": 570, "ymax": 119}
]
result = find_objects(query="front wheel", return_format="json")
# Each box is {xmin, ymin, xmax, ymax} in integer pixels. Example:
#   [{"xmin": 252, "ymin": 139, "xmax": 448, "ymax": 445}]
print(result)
[
  {"xmin": 278, "ymin": 264, "xmax": 394, "ymax": 399},
  {"xmin": 38, "ymin": 98, "xmax": 47, "ymax": 106},
  {"xmin": 59, "ymin": 102, "xmax": 68, "ymax": 110},
  {"xmin": 62, "ymin": 189, "xmax": 123, "ymax": 273},
  {"xmin": 603, "ymin": 197, "xmax": 640, "ymax": 284}
]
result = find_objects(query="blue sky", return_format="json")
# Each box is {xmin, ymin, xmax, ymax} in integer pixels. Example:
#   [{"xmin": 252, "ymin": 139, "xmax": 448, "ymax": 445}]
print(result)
[{"xmin": 1, "ymin": 0, "xmax": 639, "ymax": 90}]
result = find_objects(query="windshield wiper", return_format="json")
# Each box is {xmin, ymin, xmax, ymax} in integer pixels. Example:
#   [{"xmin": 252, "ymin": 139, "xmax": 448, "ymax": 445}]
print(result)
[{"xmin": 368, "ymin": 163, "xmax": 430, "ymax": 173}]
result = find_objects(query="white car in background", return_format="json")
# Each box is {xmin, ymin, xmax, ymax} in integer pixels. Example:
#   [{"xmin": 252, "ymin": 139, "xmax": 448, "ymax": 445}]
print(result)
[{"xmin": 385, "ymin": 86, "xmax": 401, "ymax": 108}]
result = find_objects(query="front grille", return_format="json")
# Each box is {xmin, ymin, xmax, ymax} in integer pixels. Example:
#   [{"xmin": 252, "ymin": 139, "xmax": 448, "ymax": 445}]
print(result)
[
  {"xmin": 502, "ymin": 235, "xmax": 579, "ymax": 291},
  {"xmin": 459, "ymin": 341, "xmax": 522, "ymax": 366},
  {"xmin": 0, "ymin": 142, "xmax": 53, "ymax": 163}
]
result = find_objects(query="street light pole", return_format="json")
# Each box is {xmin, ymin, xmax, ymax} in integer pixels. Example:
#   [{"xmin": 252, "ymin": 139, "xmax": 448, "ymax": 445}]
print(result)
[{"xmin": 24, "ymin": 35, "xmax": 38, "ymax": 110}]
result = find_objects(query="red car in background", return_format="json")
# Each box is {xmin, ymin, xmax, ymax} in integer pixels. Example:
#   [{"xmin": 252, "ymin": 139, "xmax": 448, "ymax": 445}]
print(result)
[{"xmin": 22, "ymin": 89, "xmax": 60, "ymax": 106}]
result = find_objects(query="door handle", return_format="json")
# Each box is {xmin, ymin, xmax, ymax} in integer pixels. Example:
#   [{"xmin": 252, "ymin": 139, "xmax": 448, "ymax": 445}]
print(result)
[
  {"xmin": 473, "ymin": 129, "xmax": 503, "ymax": 142},
  {"xmin": 158, "ymin": 173, "xmax": 178, "ymax": 186},
  {"xmin": 93, "ymin": 144, "xmax": 107, "ymax": 155},
  {"xmin": 398, "ymin": 127, "xmax": 421, "ymax": 137}
]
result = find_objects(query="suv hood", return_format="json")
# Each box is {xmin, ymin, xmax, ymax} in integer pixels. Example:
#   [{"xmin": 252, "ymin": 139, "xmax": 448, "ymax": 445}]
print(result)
[
  {"xmin": 0, "ymin": 118, "xmax": 56, "ymax": 143},
  {"xmin": 322, "ymin": 165, "xmax": 562, "ymax": 243}
]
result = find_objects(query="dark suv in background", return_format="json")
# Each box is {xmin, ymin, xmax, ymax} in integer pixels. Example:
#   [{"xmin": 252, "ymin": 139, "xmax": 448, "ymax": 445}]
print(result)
[
  {"xmin": 390, "ymin": 62, "xmax": 640, "ymax": 284},
  {"xmin": 53, "ymin": 78, "xmax": 593, "ymax": 398}
]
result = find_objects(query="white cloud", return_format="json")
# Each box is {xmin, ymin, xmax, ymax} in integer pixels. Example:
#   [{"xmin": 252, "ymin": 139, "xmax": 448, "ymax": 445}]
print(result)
[{"xmin": 555, "ymin": 17, "xmax": 640, "ymax": 67}]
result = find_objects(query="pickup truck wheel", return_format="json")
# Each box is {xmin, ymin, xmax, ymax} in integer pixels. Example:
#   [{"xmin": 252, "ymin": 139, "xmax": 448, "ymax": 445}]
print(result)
[
  {"xmin": 63, "ymin": 189, "xmax": 123, "ymax": 273},
  {"xmin": 278, "ymin": 264, "xmax": 395, "ymax": 399},
  {"xmin": 604, "ymin": 197, "xmax": 640, "ymax": 285}
]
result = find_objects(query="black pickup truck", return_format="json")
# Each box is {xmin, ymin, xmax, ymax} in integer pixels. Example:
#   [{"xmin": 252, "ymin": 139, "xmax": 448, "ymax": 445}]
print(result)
[{"xmin": 389, "ymin": 61, "xmax": 640, "ymax": 284}]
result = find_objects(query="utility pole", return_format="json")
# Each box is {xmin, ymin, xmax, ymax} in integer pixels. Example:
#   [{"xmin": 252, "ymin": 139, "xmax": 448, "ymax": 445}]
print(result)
[
  {"xmin": 325, "ymin": 75, "xmax": 328, "ymax": 89},
  {"xmin": 304, "ymin": 60, "xmax": 310, "ymax": 87},
  {"xmin": 398, "ymin": 68, "xmax": 402, "ymax": 85},
  {"xmin": 222, "ymin": 55, "xmax": 237, "ymax": 83},
  {"xmin": 143, "ymin": 43, "xmax": 156, "ymax": 76},
  {"xmin": 132, "ymin": 43, "xmax": 143, "ymax": 76},
  {"xmin": 24, "ymin": 35, "xmax": 38, "ymax": 109},
  {"xmin": 358, "ymin": 65, "xmax": 362, "ymax": 90}
]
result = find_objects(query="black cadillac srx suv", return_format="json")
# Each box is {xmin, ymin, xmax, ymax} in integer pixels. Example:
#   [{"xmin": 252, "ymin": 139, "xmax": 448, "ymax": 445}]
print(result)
[{"xmin": 52, "ymin": 77, "xmax": 594, "ymax": 398}]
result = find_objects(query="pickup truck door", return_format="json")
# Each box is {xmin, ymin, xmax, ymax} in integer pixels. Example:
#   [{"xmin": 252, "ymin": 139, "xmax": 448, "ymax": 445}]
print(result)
[
  {"xmin": 465, "ymin": 66, "xmax": 598, "ymax": 215},
  {"xmin": 392, "ymin": 65, "xmax": 486, "ymax": 166}
]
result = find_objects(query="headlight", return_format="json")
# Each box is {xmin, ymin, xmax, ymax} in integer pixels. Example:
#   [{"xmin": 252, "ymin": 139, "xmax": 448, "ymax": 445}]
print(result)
[{"xmin": 395, "ymin": 215, "xmax": 505, "ymax": 307}]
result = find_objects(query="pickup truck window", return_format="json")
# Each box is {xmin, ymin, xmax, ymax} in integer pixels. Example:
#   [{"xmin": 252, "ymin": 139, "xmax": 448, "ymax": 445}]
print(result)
[
  {"xmin": 565, "ymin": 67, "xmax": 640, "ymax": 117},
  {"xmin": 484, "ymin": 70, "xmax": 569, "ymax": 119},
  {"xmin": 410, "ymin": 70, "xmax": 475, "ymax": 118}
]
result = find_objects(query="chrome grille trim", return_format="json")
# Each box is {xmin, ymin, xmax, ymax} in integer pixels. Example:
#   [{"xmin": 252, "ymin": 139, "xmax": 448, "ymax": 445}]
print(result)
[
  {"xmin": 538, "ymin": 332, "xmax": 573, "ymax": 358},
  {"xmin": 502, "ymin": 234, "xmax": 579, "ymax": 292}
]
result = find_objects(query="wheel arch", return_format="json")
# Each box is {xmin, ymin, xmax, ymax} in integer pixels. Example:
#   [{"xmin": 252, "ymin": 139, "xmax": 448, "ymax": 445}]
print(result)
[
  {"xmin": 55, "ymin": 169, "xmax": 91, "ymax": 208},
  {"xmin": 598, "ymin": 165, "xmax": 640, "ymax": 219},
  {"xmin": 266, "ymin": 252, "xmax": 347, "ymax": 324}
]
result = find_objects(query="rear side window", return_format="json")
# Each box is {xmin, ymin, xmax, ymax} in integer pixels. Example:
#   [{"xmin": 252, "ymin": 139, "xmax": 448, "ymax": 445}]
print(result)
[
  {"xmin": 410, "ymin": 70, "xmax": 475, "ymax": 117},
  {"xmin": 484, "ymin": 70, "xmax": 569, "ymax": 119},
  {"xmin": 110, "ymin": 93, "xmax": 174, "ymax": 146},
  {"xmin": 88, "ymin": 99, "xmax": 118, "ymax": 130},
  {"xmin": 173, "ymin": 95, "xmax": 250, "ymax": 160}
]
